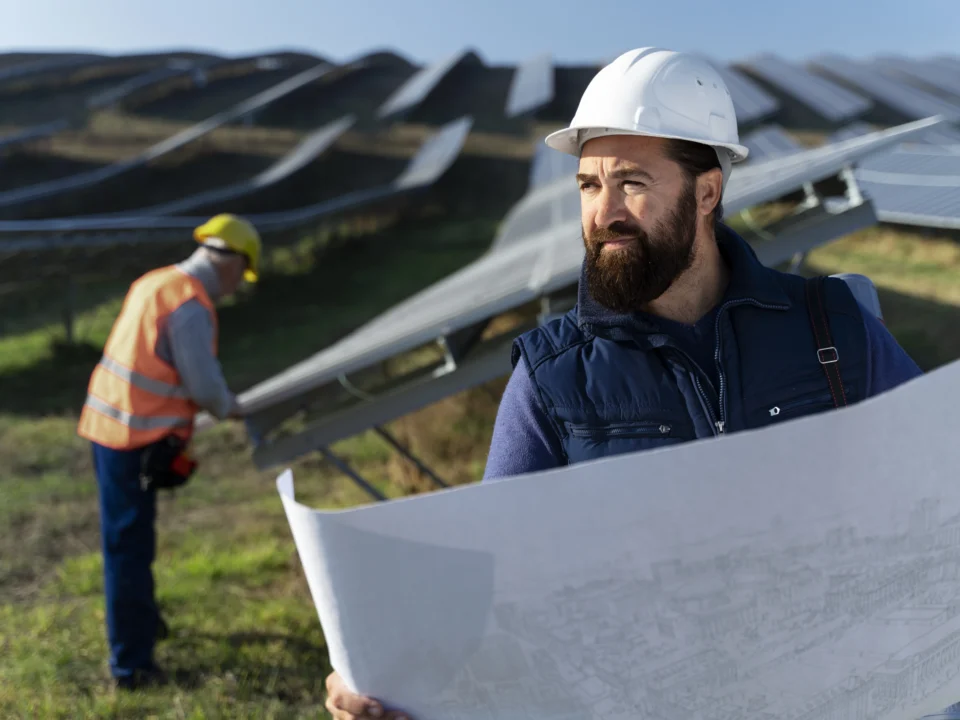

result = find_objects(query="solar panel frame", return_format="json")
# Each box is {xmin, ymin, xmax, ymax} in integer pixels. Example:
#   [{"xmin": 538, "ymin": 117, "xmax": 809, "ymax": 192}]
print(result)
[
  {"xmin": 505, "ymin": 52, "xmax": 554, "ymax": 117},
  {"xmin": 738, "ymin": 53, "xmax": 872, "ymax": 122},
  {"xmin": 235, "ymin": 117, "xmax": 943, "ymax": 416}
]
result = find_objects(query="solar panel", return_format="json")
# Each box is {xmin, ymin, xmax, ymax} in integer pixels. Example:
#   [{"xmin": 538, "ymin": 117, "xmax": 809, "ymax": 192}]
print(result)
[
  {"xmin": 708, "ymin": 62, "xmax": 780, "ymax": 125},
  {"xmin": 235, "ymin": 117, "xmax": 942, "ymax": 416},
  {"xmin": 855, "ymin": 177, "xmax": 960, "ymax": 230},
  {"xmin": 0, "ymin": 119, "xmax": 69, "ymax": 151},
  {"xmin": 0, "ymin": 63, "xmax": 334, "ymax": 211},
  {"xmin": 377, "ymin": 50, "xmax": 470, "ymax": 119},
  {"xmin": 742, "ymin": 125, "xmax": 804, "ymax": 163},
  {"xmin": 809, "ymin": 55, "xmax": 960, "ymax": 122},
  {"xmin": 527, "ymin": 140, "xmax": 578, "ymax": 191},
  {"xmin": 86, "ymin": 63, "xmax": 204, "ymax": 110},
  {"xmin": 394, "ymin": 116, "xmax": 473, "ymax": 188},
  {"xmin": 738, "ymin": 54, "xmax": 872, "ymax": 122},
  {"xmin": 0, "ymin": 53, "xmax": 103, "ymax": 84},
  {"xmin": 505, "ymin": 53, "xmax": 554, "ymax": 117},
  {"xmin": 872, "ymin": 56, "xmax": 960, "ymax": 100},
  {"xmin": 133, "ymin": 115, "xmax": 356, "ymax": 215}
]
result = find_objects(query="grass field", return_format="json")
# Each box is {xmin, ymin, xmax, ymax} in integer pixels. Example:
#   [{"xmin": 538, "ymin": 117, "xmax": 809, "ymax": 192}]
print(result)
[{"xmin": 1, "ymin": 218, "xmax": 958, "ymax": 718}]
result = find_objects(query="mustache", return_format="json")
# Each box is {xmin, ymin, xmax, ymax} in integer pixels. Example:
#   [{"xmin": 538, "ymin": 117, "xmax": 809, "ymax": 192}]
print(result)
[{"xmin": 587, "ymin": 221, "xmax": 647, "ymax": 245}]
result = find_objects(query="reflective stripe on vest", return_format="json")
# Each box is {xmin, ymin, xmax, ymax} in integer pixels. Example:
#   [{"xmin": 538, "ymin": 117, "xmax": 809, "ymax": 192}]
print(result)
[
  {"xmin": 83, "ymin": 394, "xmax": 192, "ymax": 431},
  {"xmin": 96, "ymin": 355, "xmax": 188, "ymax": 399}
]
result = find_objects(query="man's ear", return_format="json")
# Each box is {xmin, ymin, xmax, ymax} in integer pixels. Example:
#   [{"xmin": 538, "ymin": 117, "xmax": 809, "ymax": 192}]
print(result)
[{"xmin": 696, "ymin": 168, "xmax": 723, "ymax": 217}]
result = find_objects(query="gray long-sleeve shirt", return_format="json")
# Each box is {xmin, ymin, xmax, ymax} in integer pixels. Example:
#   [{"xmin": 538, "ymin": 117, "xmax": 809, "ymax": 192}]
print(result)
[{"xmin": 154, "ymin": 250, "xmax": 237, "ymax": 420}]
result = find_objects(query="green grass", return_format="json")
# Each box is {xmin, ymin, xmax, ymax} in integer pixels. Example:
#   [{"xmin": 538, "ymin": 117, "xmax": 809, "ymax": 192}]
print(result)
[
  {"xmin": 0, "ymin": 214, "xmax": 508, "ymax": 718},
  {"xmin": 1, "ymin": 217, "xmax": 959, "ymax": 717}
]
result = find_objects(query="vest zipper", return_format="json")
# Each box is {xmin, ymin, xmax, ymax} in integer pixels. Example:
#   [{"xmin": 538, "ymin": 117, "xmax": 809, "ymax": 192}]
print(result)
[
  {"xmin": 664, "ymin": 347, "xmax": 723, "ymax": 438},
  {"xmin": 712, "ymin": 298, "xmax": 790, "ymax": 436}
]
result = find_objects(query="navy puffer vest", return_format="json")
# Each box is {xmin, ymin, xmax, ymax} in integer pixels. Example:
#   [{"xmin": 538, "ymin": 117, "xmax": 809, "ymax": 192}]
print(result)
[{"xmin": 512, "ymin": 225, "xmax": 868, "ymax": 465}]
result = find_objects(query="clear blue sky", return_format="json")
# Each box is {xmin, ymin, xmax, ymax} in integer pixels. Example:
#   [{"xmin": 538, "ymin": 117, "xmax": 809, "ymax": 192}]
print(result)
[{"xmin": 4, "ymin": 0, "xmax": 958, "ymax": 66}]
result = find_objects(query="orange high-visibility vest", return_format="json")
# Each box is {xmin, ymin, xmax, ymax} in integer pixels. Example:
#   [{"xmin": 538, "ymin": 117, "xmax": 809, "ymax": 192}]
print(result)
[{"xmin": 77, "ymin": 266, "xmax": 218, "ymax": 450}]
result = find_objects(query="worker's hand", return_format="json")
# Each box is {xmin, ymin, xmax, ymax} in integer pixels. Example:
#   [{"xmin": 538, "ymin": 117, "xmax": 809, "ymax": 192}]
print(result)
[
  {"xmin": 227, "ymin": 397, "xmax": 245, "ymax": 420},
  {"xmin": 325, "ymin": 672, "xmax": 411, "ymax": 720}
]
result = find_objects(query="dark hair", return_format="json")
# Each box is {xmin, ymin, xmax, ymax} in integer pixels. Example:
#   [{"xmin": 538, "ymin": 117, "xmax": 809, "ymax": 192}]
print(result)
[{"xmin": 663, "ymin": 138, "xmax": 724, "ymax": 223}]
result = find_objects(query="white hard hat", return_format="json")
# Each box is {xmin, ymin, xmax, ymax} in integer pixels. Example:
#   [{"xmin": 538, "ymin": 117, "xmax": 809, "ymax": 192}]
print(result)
[{"xmin": 545, "ymin": 48, "xmax": 750, "ymax": 185}]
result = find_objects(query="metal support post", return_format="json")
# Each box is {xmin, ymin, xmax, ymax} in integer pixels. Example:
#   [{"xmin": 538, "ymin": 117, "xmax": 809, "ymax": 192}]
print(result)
[
  {"xmin": 374, "ymin": 427, "xmax": 449, "ymax": 489},
  {"xmin": 320, "ymin": 447, "xmax": 386, "ymax": 502},
  {"xmin": 839, "ymin": 164, "xmax": 864, "ymax": 205},
  {"xmin": 786, "ymin": 252, "xmax": 807, "ymax": 275}
]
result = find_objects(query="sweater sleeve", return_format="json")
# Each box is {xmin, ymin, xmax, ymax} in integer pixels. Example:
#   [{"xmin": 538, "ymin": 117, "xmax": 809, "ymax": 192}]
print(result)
[
  {"xmin": 165, "ymin": 300, "xmax": 237, "ymax": 420},
  {"xmin": 860, "ymin": 301, "xmax": 924, "ymax": 397},
  {"xmin": 482, "ymin": 356, "xmax": 565, "ymax": 482}
]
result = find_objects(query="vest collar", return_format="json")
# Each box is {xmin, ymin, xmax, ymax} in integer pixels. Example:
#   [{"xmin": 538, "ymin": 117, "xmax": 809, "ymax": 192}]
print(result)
[
  {"xmin": 576, "ymin": 224, "xmax": 791, "ymax": 334},
  {"xmin": 177, "ymin": 249, "xmax": 221, "ymax": 301}
]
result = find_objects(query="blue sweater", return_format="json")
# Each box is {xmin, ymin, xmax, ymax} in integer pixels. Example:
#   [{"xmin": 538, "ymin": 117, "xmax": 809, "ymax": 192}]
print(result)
[{"xmin": 483, "ymin": 303, "xmax": 923, "ymax": 480}]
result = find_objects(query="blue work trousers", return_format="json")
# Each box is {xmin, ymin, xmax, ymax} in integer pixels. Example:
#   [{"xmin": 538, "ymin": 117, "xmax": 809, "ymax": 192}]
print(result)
[{"xmin": 92, "ymin": 441, "xmax": 159, "ymax": 678}]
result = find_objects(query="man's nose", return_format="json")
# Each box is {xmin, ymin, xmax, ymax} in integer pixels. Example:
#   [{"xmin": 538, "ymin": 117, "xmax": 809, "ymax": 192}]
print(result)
[{"xmin": 592, "ymin": 186, "xmax": 630, "ymax": 228}]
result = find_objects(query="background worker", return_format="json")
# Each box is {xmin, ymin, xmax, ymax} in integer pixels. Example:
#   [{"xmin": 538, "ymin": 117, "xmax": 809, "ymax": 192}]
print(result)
[
  {"xmin": 322, "ymin": 47, "xmax": 929, "ymax": 720},
  {"xmin": 76, "ymin": 213, "xmax": 261, "ymax": 690}
]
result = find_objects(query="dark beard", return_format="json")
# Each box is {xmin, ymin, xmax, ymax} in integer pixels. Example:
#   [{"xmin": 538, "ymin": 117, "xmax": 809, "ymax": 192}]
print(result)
[{"xmin": 583, "ymin": 182, "xmax": 699, "ymax": 313}]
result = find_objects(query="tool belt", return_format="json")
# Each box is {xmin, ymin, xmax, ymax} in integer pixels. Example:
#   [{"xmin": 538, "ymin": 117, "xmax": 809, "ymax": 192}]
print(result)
[{"xmin": 140, "ymin": 435, "xmax": 197, "ymax": 492}]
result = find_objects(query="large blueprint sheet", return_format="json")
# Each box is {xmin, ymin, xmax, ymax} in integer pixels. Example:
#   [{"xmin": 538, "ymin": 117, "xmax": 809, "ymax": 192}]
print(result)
[{"xmin": 279, "ymin": 359, "xmax": 960, "ymax": 720}]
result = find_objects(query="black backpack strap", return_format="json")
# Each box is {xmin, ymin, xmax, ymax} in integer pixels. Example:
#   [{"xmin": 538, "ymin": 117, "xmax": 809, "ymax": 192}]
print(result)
[{"xmin": 805, "ymin": 276, "xmax": 847, "ymax": 408}]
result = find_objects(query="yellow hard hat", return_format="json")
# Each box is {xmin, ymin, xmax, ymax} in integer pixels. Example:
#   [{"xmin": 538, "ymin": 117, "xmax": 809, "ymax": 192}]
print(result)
[{"xmin": 193, "ymin": 213, "xmax": 262, "ymax": 283}]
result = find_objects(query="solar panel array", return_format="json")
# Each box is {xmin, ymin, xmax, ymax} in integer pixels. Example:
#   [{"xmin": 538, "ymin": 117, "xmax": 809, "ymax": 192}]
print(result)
[
  {"xmin": 1, "ymin": 46, "xmax": 958, "ymax": 467},
  {"xmin": 131, "ymin": 115, "xmax": 357, "ymax": 216},
  {"xmin": 738, "ymin": 54, "xmax": 872, "ymax": 122},
  {"xmin": 0, "ymin": 62, "xmax": 334, "ymax": 212},
  {"xmin": 810, "ymin": 54, "xmax": 960, "ymax": 122},
  {"xmin": 0, "ymin": 116, "xmax": 474, "ymax": 251}
]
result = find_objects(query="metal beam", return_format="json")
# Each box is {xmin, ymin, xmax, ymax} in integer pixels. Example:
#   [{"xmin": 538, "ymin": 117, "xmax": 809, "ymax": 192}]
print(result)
[
  {"xmin": 786, "ymin": 252, "xmax": 807, "ymax": 274},
  {"xmin": 752, "ymin": 197, "xmax": 878, "ymax": 268},
  {"xmin": 253, "ymin": 328, "xmax": 527, "ymax": 470},
  {"xmin": 373, "ymin": 427, "xmax": 448, "ymax": 489},
  {"xmin": 319, "ymin": 448, "xmax": 386, "ymax": 502}
]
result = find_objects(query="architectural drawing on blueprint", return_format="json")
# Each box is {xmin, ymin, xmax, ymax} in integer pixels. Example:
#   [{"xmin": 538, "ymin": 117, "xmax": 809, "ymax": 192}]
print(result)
[{"xmin": 423, "ymin": 499, "xmax": 960, "ymax": 720}]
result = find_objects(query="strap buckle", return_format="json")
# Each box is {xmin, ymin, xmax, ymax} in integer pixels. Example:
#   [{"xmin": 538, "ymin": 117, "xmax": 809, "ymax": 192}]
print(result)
[{"xmin": 817, "ymin": 346, "xmax": 839, "ymax": 365}]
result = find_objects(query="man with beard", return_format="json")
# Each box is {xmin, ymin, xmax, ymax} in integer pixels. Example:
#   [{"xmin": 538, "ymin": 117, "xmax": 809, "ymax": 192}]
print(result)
[
  {"xmin": 322, "ymin": 48, "xmax": 931, "ymax": 720},
  {"xmin": 480, "ymin": 47, "xmax": 924, "ymax": 479}
]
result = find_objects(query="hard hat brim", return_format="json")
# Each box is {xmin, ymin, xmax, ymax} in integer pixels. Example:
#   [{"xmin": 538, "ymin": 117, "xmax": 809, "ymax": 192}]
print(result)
[{"xmin": 544, "ymin": 126, "xmax": 750, "ymax": 164}]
